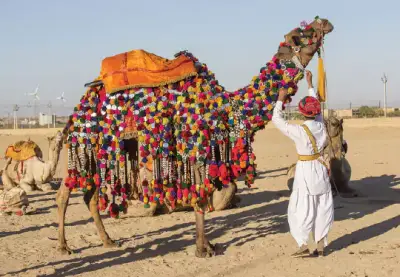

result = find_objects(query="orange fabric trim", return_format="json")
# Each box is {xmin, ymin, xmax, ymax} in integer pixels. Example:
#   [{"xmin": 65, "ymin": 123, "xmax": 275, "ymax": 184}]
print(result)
[
  {"xmin": 100, "ymin": 49, "xmax": 198, "ymax": 93},
  {"xmin": 5, "ymin": 141, "xmax": 39, "ymax": 161}
]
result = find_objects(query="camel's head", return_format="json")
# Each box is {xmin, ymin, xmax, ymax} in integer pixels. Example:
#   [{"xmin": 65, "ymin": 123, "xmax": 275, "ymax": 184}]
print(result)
[
  {"xmin": 325, "ymin": 116, "xmax": 343, "ymax": 138},
  {"xmin": 275, "ymin": 17, "xmax": 334, "ymax": 68},
  {"xmin": 325, "ymin": 115, "xmax": 349, "ymax": 161},
  {"xmin": 47, "ymin": 131, "xmax": 63, "ymax": 152}
]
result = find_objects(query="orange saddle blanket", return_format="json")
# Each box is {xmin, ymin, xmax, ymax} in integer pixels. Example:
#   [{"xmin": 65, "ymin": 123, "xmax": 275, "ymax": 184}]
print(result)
[
  {"xmin": 5, "ymin": 140, "xmax": 42, "ymax": 161},
  {"xmin": 100, "ymin": 49, "xmax": 198, "ymax": 93}
]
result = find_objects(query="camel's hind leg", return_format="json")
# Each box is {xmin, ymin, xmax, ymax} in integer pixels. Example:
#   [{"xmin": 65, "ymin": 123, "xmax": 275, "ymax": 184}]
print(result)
[
  {"xmin": 56, "ymin": 183, "xmax": 73, "ymax": 254},
  {"xmin": 83, "ymin": 187, "xmax": 118, "ymax": 248},
  {"xmin": 194, "ymin": 205, "xmax": 216, "ymax": 258}
]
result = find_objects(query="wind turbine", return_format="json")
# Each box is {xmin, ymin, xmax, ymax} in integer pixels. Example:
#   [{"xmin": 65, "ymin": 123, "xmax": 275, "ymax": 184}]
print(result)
[
  {"xmin": 57, "ymin": 92, "xmax": 67, "ymax": 104},
  {"xmin": 28, "ymin": 85, "xmax": 40, "ymax": 100},
  {"xmin": 27, "ymin": 85, "xmax": 40, "ymax": 120}
]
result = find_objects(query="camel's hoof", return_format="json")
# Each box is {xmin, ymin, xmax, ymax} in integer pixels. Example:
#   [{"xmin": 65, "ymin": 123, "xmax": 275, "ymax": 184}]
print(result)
[
  {"xmin": 58, "ymin": 246, "xmax": 74, "ymax": 255},
  {"xmin": 103, "ymin": 240, "xmax": 121, "ymax": 248},
  {"xmin": 195, "ymin": 243, "xmax": 216, "ymax": 258},
  {"xmin": 195, "ymin": 248, "xmax": 213, "ymax": 258}
]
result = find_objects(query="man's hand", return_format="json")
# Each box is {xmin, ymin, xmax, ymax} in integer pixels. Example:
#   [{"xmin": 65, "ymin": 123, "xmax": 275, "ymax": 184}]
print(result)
[
  {"xmin": 278, "ymin": 89, "xmax": 288, "ymax": 102},
  {"xmin": 306, "ymin": 70, "xmax": 313, "ymax": 88}
]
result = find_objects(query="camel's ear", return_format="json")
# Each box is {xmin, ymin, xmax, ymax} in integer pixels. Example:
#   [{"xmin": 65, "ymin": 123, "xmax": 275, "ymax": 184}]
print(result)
[{"xmin": 340, "ymin": 118, "xmax": 344, "ymax": 125}]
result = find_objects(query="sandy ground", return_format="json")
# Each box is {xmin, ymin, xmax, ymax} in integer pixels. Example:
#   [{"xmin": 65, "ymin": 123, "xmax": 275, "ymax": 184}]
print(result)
[{"xmin": 0, "ymin": 118, "xmax": 399, "ymax": 277}]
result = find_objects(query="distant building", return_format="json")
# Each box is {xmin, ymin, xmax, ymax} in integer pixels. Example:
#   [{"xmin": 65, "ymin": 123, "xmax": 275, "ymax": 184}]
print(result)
[{"xmin": 39, "ymin": 113, "xmax": 53, "ymax": 126}]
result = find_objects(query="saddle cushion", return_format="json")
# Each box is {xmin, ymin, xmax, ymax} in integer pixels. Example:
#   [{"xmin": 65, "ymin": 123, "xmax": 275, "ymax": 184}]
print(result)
[
  {"xmin": 100, "ymin": 49, "xmax": 198, "ymax": 93},
  {"xmin": 5, "ymin": 141, "xmax": 41, "ymax": 161}
]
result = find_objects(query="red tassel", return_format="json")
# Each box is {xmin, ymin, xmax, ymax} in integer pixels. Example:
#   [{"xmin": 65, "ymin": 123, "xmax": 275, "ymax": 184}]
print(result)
[
  {"xmin": 109, "ymin": 203, "xmax": 119, "ymax": 218},
  {"xmin": 98, "ymin": 195, "xmax": 109, "ymax": 212},
  {"xmin": 209, "ymin": 164, "xmax": 219, "ymax": 178},
  {"xmin": 219, "ymin": 164, "xmax": 228, "ymax": 179}
]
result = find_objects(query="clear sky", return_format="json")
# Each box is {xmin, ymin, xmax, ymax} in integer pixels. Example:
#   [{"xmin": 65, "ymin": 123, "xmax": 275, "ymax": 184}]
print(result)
[{"xmin": 1, "ymin": 0, "xmax": 399, "ymax": 116}]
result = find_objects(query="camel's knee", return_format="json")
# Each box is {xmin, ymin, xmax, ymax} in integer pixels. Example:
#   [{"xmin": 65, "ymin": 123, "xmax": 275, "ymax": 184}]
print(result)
[
  {"xmin": 56, "ymin": 185, "xmax": 70, "ymax": 206},
  {"xmin": 38, "ymin": 183, "xmax": 53, "ymax": 192},
  {"xmin": 83, "ymin": 188, "xmax": 99, "ymax": 211}
]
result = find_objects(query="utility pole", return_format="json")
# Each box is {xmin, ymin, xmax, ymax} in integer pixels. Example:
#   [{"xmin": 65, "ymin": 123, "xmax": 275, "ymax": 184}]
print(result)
[
  {"xmin": 381, "ymin": 73, "xmax": 388, "ymax": 117},
  {"xmin": 47, "ymin": 102, "xmax": 52, "ymax": 128},
  {"xmin": 27, "ymin": 102, "xmax": 32, "ymax": 128},
  {"xmin": 13, "ymin": 104, "xmax": 19, "ymax": 129}
]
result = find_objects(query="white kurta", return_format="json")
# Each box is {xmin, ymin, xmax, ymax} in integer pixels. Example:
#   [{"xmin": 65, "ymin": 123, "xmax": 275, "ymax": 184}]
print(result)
[{"xmin": 272, "ymin": 88, "xmax": 334, "ymax": 247}]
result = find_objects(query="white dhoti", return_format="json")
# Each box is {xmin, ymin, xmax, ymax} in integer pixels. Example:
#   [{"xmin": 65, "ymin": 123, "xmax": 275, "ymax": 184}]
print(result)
[{"xmin": 288, "ymin": 189, "xmax": 333, "ymax": 247}]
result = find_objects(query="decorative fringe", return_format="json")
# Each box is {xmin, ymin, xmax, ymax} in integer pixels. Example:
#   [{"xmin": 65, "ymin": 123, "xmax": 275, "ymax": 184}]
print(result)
[{"xmin": 106, "ymin": 72, "xmax": 198, "ymax": 94}]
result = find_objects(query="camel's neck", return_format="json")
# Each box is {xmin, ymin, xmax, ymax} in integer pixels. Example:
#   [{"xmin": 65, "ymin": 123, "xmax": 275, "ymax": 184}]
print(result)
[
  {"xmin": 328, "ymin": 133, "xmax": 344, "ymax": 160},
  {"xmin": 47, "ymin": 141, "xmax": 62, "ymax": 177},
  {"xmin": 231, "ymin": 55, "xmax": 304, "ymax": 133}
]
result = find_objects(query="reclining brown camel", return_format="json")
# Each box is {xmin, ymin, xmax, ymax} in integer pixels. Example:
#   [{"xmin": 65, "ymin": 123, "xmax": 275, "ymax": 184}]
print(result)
[{"xmin": 56, "ymin": 17, "xmax": 334, "ymax": 257}]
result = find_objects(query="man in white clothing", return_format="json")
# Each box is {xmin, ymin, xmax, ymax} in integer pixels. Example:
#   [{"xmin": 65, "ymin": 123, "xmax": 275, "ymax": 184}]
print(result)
[{"xmin": 272, "ymin": 71, "xmax": 333, "ymax": 257}]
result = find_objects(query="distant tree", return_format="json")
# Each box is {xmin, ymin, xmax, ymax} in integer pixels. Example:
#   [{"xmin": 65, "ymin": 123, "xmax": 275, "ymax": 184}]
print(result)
[
  {"xmin": 359, "ymin": 106, "xmax": 376, "ymax": 118},
  {"xmin": 388, "ymin": 110, "xmax": 400, "ymax": 117}
]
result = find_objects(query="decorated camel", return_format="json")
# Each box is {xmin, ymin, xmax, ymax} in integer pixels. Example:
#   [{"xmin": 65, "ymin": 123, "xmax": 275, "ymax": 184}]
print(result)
[
  {"xmin": 287, "ymin": 116, "xmax": 354, "ymax": 196},
  {"xmin": 57, "ymin": 17, "xmax": 334, "ymax": 256},
  {"xmin": 1, "ymin": 131, "xmax": 63, "ymax": 192}
]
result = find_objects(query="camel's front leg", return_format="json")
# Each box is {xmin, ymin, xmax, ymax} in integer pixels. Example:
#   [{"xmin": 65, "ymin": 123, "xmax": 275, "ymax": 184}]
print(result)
[
  {"xmin": 83, "ymin": 187, "xmax": 118, "ymax": 248},
  {"xmin": 195, "ymin": 205, "xmax": 216, "ymax": 258},
  {"xmin": 56, "ymin": 183, "xmax": 73, "ymax": 254}
]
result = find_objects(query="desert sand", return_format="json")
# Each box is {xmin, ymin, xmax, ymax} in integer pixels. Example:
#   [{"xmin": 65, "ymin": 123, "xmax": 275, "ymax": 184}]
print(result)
[{"xmin": 0, "ymin": 118, "xmax": 399, "ymax": 277}]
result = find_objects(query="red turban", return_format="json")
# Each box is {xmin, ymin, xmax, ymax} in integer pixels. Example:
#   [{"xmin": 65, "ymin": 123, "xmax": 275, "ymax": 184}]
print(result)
[{"xmin": 298, "ymin": 96, "xmax": 321, "ymax": 117}]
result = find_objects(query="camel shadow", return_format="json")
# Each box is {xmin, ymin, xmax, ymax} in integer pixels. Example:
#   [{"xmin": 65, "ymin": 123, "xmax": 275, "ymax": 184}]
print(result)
[
  {"xmin": 326, "ymin": 174, "xmax": 400, "ymax": 255},
  {"xmin": 3, "ymin": 194, "xmax": 289, "ymax": 276},
  {"xmin": 29, "ymin": 192, "xmax": 81, "ymax": 204},
  {"xmin": 236, "ymin": 167, "xmax": 288, "ymax": 183},
  {"xmin": 255, "ymin": 167, "xmax": 288, "ymax": 180},
  {"xmin": 0, "ymin": 214, "xmax": 109, "ymax": 239},
  {"xmin": 327, "ymin": 215, "xmax": 400, "ymax": 255},
  {"xmin": 334, "ymin": 174, "xmax": 400, "ymax": 221}
]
